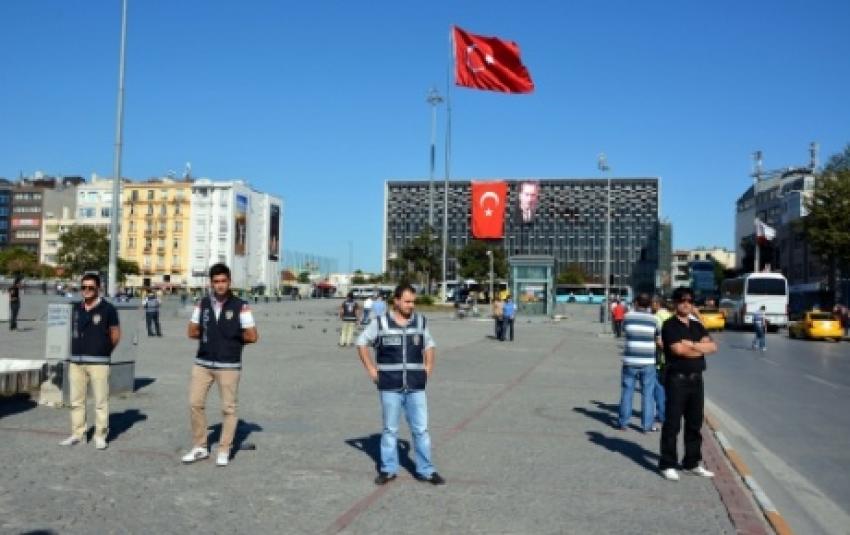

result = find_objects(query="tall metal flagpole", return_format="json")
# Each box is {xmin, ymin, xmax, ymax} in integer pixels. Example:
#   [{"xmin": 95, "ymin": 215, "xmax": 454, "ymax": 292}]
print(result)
[
  {"xmin": 426, "ymin": 88, "xmax": 443, "ymax": 229},
  {"xmin": 108, "ymin": 0, "xmax": 128, "ymax": 298},
  {"xmin": 441, "ymin": 29, "xmax": 453, "ymax": 302},
  {"xmin": 599, "ymin": 153, "xmax": 611, "ymax": 333}
]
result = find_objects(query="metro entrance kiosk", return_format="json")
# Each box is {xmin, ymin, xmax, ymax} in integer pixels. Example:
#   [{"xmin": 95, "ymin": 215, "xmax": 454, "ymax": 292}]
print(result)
[
  {"xmin": 40, "ymin": 301, "xmax": 138, "ymax": 407},
  {"xmin": 508, "ymin": 255, "xmax": 555, "ymax": 316}
]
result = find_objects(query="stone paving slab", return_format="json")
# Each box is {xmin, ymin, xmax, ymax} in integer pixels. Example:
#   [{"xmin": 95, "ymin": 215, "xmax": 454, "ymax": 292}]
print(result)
[{"xmin": 0, "ymin": 297, "xmax": 756, "ymax": 534}]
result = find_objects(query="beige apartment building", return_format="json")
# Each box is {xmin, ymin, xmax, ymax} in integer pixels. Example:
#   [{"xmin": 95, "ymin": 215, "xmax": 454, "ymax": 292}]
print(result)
[{"xmin": 120, "ymin": 179, "xmax": 192, "ymax": 288}]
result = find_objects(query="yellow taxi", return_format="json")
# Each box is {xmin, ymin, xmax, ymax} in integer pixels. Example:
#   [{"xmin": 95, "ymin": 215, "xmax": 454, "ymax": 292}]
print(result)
[
  {"xmin": 698, "ymin": 308, "xmax": 726, "ymax": 331},
  {"xmin": 788, "ymin": 312, "xmax": 844, "ymax": 341}
]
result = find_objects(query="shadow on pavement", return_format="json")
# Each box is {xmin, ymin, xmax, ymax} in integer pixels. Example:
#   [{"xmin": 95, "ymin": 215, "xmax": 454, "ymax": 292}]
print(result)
[
  {"xmin": 0, "ymin": 393, "xmax": 38, "ymax": 420},
  {"xmin": 345, "ymin": 433, "xmax": 416, "ymax": 475},
  {"xmin": 107, "ymin": 409, "xmax": 148, "ymax": 441},
  {"xmin": 586, "ymin": 431, "xmax": 660, "ymax": 472},
  {"xmin": 207, "ymin": 419, "xmax": 263, "ymax": 456},
  {"xmin": 133, "ymin": 377, "xmax": 156, "ymax": 391},
  {"xmin": 573, "ymin": 402, "xmax": 643, "ymax": 432}
]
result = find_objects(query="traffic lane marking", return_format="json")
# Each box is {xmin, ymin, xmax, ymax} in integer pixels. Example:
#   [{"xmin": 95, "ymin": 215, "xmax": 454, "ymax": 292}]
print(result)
[{"xmin": 803, "ymin": 374, "xmax": 844, "ymax": 390}]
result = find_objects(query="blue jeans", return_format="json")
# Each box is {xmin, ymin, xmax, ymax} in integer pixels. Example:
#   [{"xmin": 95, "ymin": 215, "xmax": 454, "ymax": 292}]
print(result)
[
  {"xmin": 753, "ymin": 326, "xmax": 766, "ymax": 350},
  {"xmin": 379, "ymin": 390, "xmax": 435, "ymax": 477},
  {"xmin": 618, "ymin": 364, "xmax": 657, "ymax": 431},
  {"xmin": 653, "ymin": 372, "xmax": 666, "ymax": 423}
]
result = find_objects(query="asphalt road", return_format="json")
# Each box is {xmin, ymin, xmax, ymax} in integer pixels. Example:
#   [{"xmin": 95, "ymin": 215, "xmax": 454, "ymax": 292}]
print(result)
[{"xmin": 707, "ymin": 327, "xmax": 850, "ymax": 535}]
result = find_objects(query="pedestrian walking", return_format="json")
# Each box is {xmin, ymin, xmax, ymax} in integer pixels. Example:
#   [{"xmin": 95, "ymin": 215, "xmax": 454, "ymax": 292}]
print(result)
[
  {"xmin": 659, "ymin": 287, "xmax": 717, "ymax": 481},
  {"xmin": 372, "ymin": 293, "xmax": 387, "ymax": 318},
  {"xmin": 751, "ymin": 305, "xmax": 767, "ymax": 351},
  {"xmin": 502, "ymin": 296, "xmax": 516, "ymax": 342},
  {"xmin": 617, "ymin": 293, "xmax": 662, "ymax": 432},
  {"xmin": 182, "ymin": 263, "xmax": 258, "ymax": 467},
  {"xmin": 492, "ymin": 296, "xmax": 504, "ymax": 340},
  {"xmin": 59, "ymin": 273, "xmax": 121, "ymax": 450},
  {"xmin": 143, "ymin": 291, "xmax": 163, "ymax": 337},
  {"xmin": 8, "ymin": 277, "xmax": 21, "ymax": 331},
  {"xmin": 612, "ymin": 299, "xmax": 626, "ymax": 338},
  {"xmin": 356, "ymin": 283, "xmax": 445, "ymax": 486},
  {"xmin": 362, "ymin": 295, "xmax": 374, "ymax": 326},
  {"xmin": 652, "ymin": 297, "xmax": 673, "ymax": 429},
  {"xmin": 339, "ymin": 292, "xmax": 360, "ymax": 346}
]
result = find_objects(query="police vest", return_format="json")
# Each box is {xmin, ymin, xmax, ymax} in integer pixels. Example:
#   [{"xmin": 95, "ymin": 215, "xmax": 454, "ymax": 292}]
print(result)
[
  {"xmin": 373, "ymin": 312, "xmax": 428, "ymax": 391},
  {"xmin": 195, "ymin": 295, "xmax": 246, "ymax": 370},
  {"xmin": 342, "ymin": 299, "xmax": 358, "ymax": 321},
  {"xmin": 144, "ymin": 298, "xmax": 160, "ymax": 312},
  {"xmin": 70, "ymin": 300, "xmax": 118, "ymax": 364}
]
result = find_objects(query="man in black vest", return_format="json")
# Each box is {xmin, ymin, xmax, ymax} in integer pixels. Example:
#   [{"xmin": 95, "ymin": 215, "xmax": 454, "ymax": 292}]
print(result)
[
  {"xmin": 59, "ymin": 273, "xmax": 121, "ymax": 450},
  {"xmin": 356, "ymin": 283, "xmax": 445, "ymax": 486},
  {"xmin": 339, "ymin": 291, "xmax": 360, "ymax": 347},
  {"xmin": 659, "ymin": 287, "xmax": 718, "ymax": 481},
  {"xmin": 182, "ymin": 263, "xmax": 258, "ymax": 467}
]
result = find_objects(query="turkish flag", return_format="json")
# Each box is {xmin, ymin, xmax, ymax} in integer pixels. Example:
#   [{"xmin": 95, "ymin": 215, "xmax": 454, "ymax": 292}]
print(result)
[
  {"xmin": 453, "ymin": 26, "xmax": 534, "ymax": 94},
  {"xmin": 471, "ymin": 181, "xmax": 507, "ymax": 239}
]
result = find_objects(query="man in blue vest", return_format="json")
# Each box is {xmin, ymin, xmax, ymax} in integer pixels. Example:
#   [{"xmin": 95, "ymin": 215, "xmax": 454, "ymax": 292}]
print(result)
[
  {"xmin": 182, "ymin": 263, "xmax": 258, "ymax": 467},
  {"xmin": 59, "ymin": 273, "xmax": 121, "ymax": 450},
  {"xmin": 143, "ymin": 291, "xmax": 162, "ymax": 336},
  {"xmin": 339, "ymin": 291, "xmax": 360, "ymax": 347},
  {"xmin": 356, "ymin": 283, "xmax": 445, "ymax": 486}
]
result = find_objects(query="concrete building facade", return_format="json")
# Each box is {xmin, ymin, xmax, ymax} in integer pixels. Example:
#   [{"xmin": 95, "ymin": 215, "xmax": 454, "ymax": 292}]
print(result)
[
  {"xmin": 187, "ymin": 179, "xmax": 282, "ymax": 293},
  {"xmin": 384, "ymin": 178, "xmax": 662, "ymax": 293}
]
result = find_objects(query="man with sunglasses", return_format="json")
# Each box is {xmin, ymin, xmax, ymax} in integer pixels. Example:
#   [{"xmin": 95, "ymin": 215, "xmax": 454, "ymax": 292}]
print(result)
[
  {"xmin": 59, "ymin": 273, "xmax": 121, "ymax": 450},
  {"xmin": 658, "ymin": 287, "xmax": 717, "ymax": 481}
]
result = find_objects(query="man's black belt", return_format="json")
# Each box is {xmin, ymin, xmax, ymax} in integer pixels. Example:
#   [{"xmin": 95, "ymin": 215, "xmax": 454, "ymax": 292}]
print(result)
[{"xmin": 669, "ymin": 371, "xmax": 702, "ymax": 380}]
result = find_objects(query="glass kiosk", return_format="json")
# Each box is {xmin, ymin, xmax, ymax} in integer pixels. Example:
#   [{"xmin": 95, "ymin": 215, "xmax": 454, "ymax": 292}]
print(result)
[{"xmin": 508, "ymin": 255, "xmax": 554, "ymax": 316}]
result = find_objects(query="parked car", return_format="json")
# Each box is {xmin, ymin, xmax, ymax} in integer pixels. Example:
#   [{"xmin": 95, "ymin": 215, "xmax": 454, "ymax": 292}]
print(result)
[
  {"xmin": 788, "ymin": 311, "xmax": 843, "ymax": 341},
  {"xmin": 698, "ymin": 308, "xmax": 726, "ymax": 331}
]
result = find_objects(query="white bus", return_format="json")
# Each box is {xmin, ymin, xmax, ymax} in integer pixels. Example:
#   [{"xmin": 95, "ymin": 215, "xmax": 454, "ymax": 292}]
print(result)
[{"xmin": 719, "ymin": 272, "xmax": 789, "ymax": 330}]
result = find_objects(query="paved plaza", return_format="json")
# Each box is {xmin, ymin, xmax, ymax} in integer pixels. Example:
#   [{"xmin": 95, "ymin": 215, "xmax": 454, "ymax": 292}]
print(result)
[{"xmin": 1, "ymin": 297, "xmax": 766, "ymax": 534}]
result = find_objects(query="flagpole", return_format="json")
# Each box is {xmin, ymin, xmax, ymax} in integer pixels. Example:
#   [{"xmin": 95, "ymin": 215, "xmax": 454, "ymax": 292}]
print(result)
[
  {"xmin": 441, "ymin": 28, "xmax": 453, "ymax": 303},
  {"xmin": 754, "ymin": 218, "xmax": 760, "ymax": 272}
]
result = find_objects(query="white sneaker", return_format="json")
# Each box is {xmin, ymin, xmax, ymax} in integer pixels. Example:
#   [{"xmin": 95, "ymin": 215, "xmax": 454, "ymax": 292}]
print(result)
[
  {"xmin": 687, "ymin": 465, "xmax": 715, "ymax": 478},
  {"xmin": 216, "ymin": 450, "xmax": 229, "ymax": 467},
  {"xmin": 59, "ymin": 435, "xmax": 81, "ymax": 447},
  {"xmin": 94, "ymin": 437, "xmax": 108, "ymax": 450},
  {"xmin": 661, "ymin": 468, "xmax": 680, "ymax": 481},
  {"xmin": 181, "ymin": 446, "xmax": 209, "ymax": 464}
]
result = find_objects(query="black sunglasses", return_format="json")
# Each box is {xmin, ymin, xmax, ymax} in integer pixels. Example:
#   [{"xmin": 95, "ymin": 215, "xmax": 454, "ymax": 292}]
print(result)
[{"xmin": 81, "ymin": 285, "xmax": 98, "ymax": 291}]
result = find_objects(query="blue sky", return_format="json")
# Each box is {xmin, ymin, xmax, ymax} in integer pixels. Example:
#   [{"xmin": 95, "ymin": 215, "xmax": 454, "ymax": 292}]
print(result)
[{"xmin": 2, "ymin": 0, "xmax": 849, "ymax": 272}]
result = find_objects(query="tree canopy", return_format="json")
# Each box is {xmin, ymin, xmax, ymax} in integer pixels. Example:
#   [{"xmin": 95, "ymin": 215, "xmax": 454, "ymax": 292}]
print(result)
[
  {"xmin": 557, "ymin": 263, "xmax": 588, "ymax": 285},
  {"xmin": 456, "ymin": 240, "xmax": 507, "ymax": 281},
  {"xmin": 55, "ymin": 225, "xmax": 139, "ymax": 282}
]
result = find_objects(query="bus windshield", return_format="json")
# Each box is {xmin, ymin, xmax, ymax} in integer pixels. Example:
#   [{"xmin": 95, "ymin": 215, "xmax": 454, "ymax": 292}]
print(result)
[{"xmin": 747, "ymin": 278, "xmax": 786, "ymax": 295}]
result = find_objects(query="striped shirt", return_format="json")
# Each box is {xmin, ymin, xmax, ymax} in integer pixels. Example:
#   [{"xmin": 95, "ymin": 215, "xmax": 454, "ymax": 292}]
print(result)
[{"xmin": 622, "ymin": 309, "xmax": 661, "ymax": 366}]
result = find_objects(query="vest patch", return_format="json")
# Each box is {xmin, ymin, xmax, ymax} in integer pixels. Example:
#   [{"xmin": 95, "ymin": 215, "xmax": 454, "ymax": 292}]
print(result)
[{"xmin": 381, "ymin": 335, "xmax": 402, "ymax": 346}]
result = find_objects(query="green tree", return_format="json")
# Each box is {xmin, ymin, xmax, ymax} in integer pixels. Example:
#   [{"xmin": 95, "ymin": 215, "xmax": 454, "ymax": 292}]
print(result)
[
  {"xmin": 455, "ymin": 240, "xmax": 507, "ymax": 281},
  {"xmin": 0, "ymin": 247, "xmax": 40, "ymax": 276},
  {"xmin": 823, "ymin": 143, "xmax": 850, "ymax": 173},
  {"xmin": 297, "ymin": 271, "xmax": 311, "ymax": 284},
  {"xmin": 557, "ymin": 263, "xmax": 587, "ymax": 285},
  {"xmin": 801, "ymin": 168, "xmax": 850, "ymax": 305},
  {"xmin": 55, "ymin": 226, "xmax": 139, "ymax": 282},
  {"xmin": 351, "ymin": 269, "xmax": 367, "ymax": 285},
  {"xmin": 399, "ymin": 228, "xmax": 442, "ymax": 293}
]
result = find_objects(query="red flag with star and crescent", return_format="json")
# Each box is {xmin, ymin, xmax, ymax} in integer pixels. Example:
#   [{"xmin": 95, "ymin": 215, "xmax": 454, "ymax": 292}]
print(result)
[
  {"xmin": 453, "ymin": 26, "xmax": 534, "ymax": 94},
  {"xmin": 471, "ymin": 181, "xmax": 508, "ymax": 238}
]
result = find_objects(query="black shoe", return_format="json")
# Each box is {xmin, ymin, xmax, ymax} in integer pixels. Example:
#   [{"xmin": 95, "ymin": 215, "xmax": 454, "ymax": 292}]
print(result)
[
  {"xmin": 419, "ymin": 472, "xmax": 446, "ymax": 485},
  {"xmin": 374, "ymin": 472, "xmax": 397, "ymax": 485}
]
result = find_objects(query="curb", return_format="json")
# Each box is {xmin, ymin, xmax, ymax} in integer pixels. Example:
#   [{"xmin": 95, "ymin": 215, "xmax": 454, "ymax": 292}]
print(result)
[{"xmin": 705, "ymin": 411, "xmax": 795, "ymax": 535}]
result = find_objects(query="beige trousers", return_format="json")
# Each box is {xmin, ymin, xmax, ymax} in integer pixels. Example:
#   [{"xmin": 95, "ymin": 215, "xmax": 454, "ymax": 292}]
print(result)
[
  {"xmin": 340, "ymin": 321, "xmax": 356, "ymax": 346},
  {"xmin": 189, "ymin": 365, "xmax": 240, "ymax": 452},
  {"xmin": 69, "ymin": 363, "xmax": 110, "ymax": 439}
]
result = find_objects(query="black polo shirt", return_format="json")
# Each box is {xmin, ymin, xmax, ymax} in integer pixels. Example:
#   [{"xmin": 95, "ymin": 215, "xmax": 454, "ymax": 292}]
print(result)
[
  {"xmin": 661, "ymin": 315, "xmax": 709, "ymax": 374},
  {"xmin": 71, "ymin": 299, "xmax": 120, "ymax": 363}
]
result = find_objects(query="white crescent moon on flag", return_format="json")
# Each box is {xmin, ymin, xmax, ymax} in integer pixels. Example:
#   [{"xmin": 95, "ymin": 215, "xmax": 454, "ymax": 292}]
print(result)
[
  {"xmin": 479, "ymin": 191, "xmax": 500, "ymax": 207},
  {"xmin": 466, "ymin": 44, "xmax": 494, "ymax": 73}
]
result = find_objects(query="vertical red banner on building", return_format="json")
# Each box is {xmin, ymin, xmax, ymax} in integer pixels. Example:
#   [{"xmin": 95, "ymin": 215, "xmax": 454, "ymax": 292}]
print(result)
[{"xmin": 471, "ymin": 181, "xmax": 507, "ymax": 238}]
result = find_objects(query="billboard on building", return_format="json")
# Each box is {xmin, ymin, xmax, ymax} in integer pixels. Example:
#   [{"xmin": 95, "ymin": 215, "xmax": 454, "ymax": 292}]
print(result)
[
  {"xmin": 518, "ymin": 181, "xmax": 540, "ymax": 223},
  {"xmin": 269, "ymin": 204, "xmax": 280, "ymax": 261},
  {"xmin": 235, "ymin": 194, "xmax": 248, "ymax": 256}
]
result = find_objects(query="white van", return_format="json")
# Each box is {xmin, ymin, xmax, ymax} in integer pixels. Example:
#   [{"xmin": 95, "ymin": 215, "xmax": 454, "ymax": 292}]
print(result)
[{"xmin": 719, "ymin": 272, "xmax": 789, "ymax": 330}]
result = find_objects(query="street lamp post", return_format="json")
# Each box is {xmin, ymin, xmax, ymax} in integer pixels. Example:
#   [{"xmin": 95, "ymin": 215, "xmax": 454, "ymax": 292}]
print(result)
[
  {"xmin": 599, "ymin": 153, "xmax": 611, "ymax": 332},
  {"xmin": 107, "ymin": 0, "xmax": 129, "ymax": 298},
  {"xmin": 486, "ymin": 250, "xmax": 494, "ymax": 303},
  {"xmin": 426, "ymin": 88, "xmax": 443, "ymax": 230}
]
